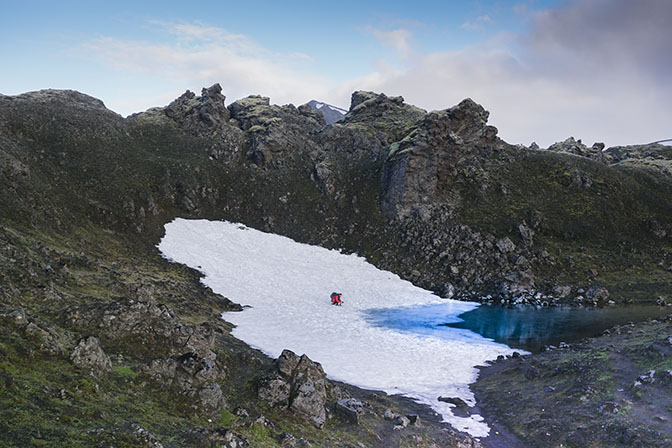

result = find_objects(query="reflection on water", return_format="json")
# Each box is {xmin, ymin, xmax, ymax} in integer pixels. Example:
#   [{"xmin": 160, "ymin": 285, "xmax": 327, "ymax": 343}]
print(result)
[{"xmin": 365, "ymin": 303, "xmax": 671, "ymax": 353}]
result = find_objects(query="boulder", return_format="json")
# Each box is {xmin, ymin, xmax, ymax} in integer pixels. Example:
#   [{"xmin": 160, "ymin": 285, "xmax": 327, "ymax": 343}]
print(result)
[
  {"xmin": 258, "ymin": 349, "xmax": 328, "ymax": 428},
  {"xmin": 144, "ymin": 352, "xmax": 226, "ymax": 415},
  {"xmin": 70, "ymin": 336, "xmax": 112, "ymax": 378},
  {"xmin": 188, "ymin": 428, "xmax": 249, "ymax": 448},
  {"xmin": 518, "ymin": 222, "xmax": 534, "ymax": 247},
  {"xmin": 585, "ymin": 287, "xmax": 609, "ymax": 303},
  {"xmin": 334, "ymin": 398, "xmax": 365, "ymax": 424},
  {"xmin": 496, "ymin": 237, "xmax": 516, "ymax": 254}
]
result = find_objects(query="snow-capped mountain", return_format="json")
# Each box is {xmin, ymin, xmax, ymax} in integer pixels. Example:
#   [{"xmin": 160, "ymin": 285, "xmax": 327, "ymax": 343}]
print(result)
[{"xmin": 307, "ymin": 100, "xmax": 347, "ymax": 125}]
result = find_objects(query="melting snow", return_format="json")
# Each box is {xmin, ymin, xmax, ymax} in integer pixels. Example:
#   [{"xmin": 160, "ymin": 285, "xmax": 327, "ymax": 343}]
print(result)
[{"xmin": 158, "ymin": 218, "xmax": 516, "ymax": 437}]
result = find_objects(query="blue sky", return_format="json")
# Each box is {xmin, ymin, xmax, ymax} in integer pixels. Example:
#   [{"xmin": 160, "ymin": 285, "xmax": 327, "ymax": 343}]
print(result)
[{"xmin": 2, "ymin": 0, "xmax": 670, "ymax": 146}]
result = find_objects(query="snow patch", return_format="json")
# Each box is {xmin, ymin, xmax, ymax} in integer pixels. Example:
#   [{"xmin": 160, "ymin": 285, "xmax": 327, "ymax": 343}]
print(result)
[{"xmin": 158, "ymin": 218, "xmax": 516, "ymax": 437}]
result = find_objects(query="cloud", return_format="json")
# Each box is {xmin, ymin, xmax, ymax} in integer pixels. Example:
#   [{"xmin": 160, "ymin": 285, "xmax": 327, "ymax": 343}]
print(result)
[
  {"xmin": 83, "ymin": 22, "xmax": 329, "ymax": 111},
  {"xmin": 327, "ymin": 0, "xmax": 672, "ymax": 147},
  {"xmin": 460, "ymin": 15, "xmax": 495, "ymax": 31},
  {"xmin": 364, "ymin": 26, "xmax": 414, "ymax": 58},
  {"xmin": 82, "ymin": 3, "xmax": 672, "ymax": 147}
]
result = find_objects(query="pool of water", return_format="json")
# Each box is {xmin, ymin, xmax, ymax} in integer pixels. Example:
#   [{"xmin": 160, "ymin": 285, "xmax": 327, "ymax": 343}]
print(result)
[{"xmin": 365, "ymin": 303, "xmax": 671, "ymax": 353}]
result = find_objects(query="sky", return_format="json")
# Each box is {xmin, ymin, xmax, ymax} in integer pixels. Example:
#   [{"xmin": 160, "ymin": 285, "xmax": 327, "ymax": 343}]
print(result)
[{"xmin": 2, "ymin": 0, "xmax": 670, "ymax": 147}]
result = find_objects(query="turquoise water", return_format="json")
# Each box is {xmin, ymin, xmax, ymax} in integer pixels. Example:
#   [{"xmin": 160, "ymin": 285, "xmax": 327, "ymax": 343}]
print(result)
[{"xmin": 365, "ymin": 303, "xmax": 671, "ymax": 352}]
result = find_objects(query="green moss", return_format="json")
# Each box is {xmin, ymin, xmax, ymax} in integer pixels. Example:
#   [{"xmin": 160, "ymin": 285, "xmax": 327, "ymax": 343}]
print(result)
[
  {"xmin": 112, "ymin": 365, "xmax": 137, "ymax": 380},
  {"xmin": 220, "ymin": 408, "xmax": 238, "ymax": 427}
]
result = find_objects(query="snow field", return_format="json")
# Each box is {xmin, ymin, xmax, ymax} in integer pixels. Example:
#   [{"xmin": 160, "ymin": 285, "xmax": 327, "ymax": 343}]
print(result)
[{"xmin": 158, "ymin": 218, "xmax": 516, "ymax": 437}]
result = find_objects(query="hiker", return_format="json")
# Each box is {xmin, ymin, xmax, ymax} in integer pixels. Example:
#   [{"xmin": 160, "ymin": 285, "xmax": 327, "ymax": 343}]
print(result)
[{"xmin": 330, "ymin": 292, "xmax": 343, "ymax": 306}]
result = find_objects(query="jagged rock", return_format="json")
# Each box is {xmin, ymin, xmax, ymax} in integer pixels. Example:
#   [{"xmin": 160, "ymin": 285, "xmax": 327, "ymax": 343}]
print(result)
[
  {"xmin": 383, "ymin": 408, "xmax": 397, "ymax": 420},
  {"xmin": 128, "ymin": 423, "xmax": 164, "ymax": 448},
  {"xmin": 546, "ymin": 137, "xmax": 607, "ymax": 163},
  {"xmin": 158, "ymin": 84, "xmax": 245, "ymax": 161},
  {"xmin": 257, "ymin": 376, "xmax": 291, "ymax": 406},
  {"xmin": 334, "ymin": 398, "xmax": 365, "ymax": 424},
  {"xmin": 442, "ymin": 282, "xmax": 456, "ymax": 299},
  {"xmin": 278, "ymin": 432, "xmax": 297, "ymax": 447},
  {"xmin": 395, "ymin": 414, "xmax": 411, "ymax": 428},
  {"xmin": 189, "ymin": 428, "xmax": 250, "ymax": 448},
  {"xmin": 344, "ymin": 91, "xmax": 425, "ymax": 141},
  {"xmin": 0, "ymin": 307, "xmax": 28, "ymax": 326},
  {"xmin": 380, "ymin": 98, "xmax": 500, "ymax": 219},
  {"xmin": 496, "ymin": 237, "xmax": 516, "ymax": 254},
  {"xmin": 70, "ymin": 336, "xmax": 112, "ymax": 378},
  {"xmin": 228, "ymin": 95, "xmax": 322, "ymax": 167},
  {"xmin": 648, "ymin": 219, "xmax": 668, "ymax": 239},
  {"xmin": 311, "ymin": 162, "xmax": 336, "ymax": 196},
  {"xmin": 406, "ymin": 414, "xmax": 420, "ymax": 426},
  {"xmin": 298, "ymin": 103, "xmax": 326, "ymax": 125},
  {"xmin": 165, "ymin": 84, "xmax": 230, "ymax": 132},
  {"xmin": 518, "ymin": 221, "xmax": 534, "ymax": 247},
  {"xmin": 258, "ymin": 349, "xmax": 328, "ymax": 428},
  {"xmin": 438, "ymin": 396, "xmax": 469, "ymax": 408},
  {"xmin": 24, "ymin": 321, "xmax": 66, "ymax": 356},
  {"xmin": 65, "ymin": 300, "xmax": 217, "ymax": 359},
  {"xmin": 143, "ymin": 352, "xmax": 226, "ymax": 415},
  {"xmin": 604, "ymin": 143, "xmax": 672, "ymax": 177},
  {"xmin": 553, "ymin": 285, "xmax": 572, "ymax": 298},
  {"xmin": 585, "ymin": 287, "xmax": 610, "ymax": 303},
  {"xmin": 524, "ymin": 365, "xmax": 540, "ymax": 380},
  {"xmin": 1, "ymin": 307, "xmax": 66, "ymax": 355}
]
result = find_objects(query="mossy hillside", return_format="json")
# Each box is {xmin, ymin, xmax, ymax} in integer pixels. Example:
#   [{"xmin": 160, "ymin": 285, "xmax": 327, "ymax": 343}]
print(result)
[{"xmin": 453, "ymin": 148, "xmax": 672, "ymax": 300}]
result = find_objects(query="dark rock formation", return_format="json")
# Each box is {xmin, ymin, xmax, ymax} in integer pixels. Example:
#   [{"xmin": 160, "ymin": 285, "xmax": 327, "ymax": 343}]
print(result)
[
  {"xmin": 342, "ymin": 91, "xmax": 426, "ymax": 142},
  {"xmin": 70, "ymin": 336, "xmax": 112, "ymax": 378},
  {"xmin": 227, "ymin": 95, "xmax": 322, "ymax": 167},
  {"xmin": 64, "ymin": 299, "xmax": 216, "ymax": 359},
  {"xmin": 144, "ymin": 352, "xmax": 226, "ymax": 415},
  {"xmin": 166, "ymin": 84, "xmax": 230, "ymax": 126},
  {"xmin": 544, "ymin": 137, "xmax": 607, "ymax": 163},
  {"xmin": 381, "ymin": 98, "xmax": 501, "ymax": 219},
  {"xmin": 188, "ymin": 428, "xmax": 250, "ymax": 448},
  {"xmin": 258, "ymin": 350, "xmax": 328, "ymax": 428},
  {"xmin": 334, "ymin": 398, "xmax": 365, "ymax": 424}
]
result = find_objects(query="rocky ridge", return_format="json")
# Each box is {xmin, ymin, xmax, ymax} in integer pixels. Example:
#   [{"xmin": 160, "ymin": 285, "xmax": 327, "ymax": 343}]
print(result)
[{"xmin": 1, "ymin": 84, "xmax": 671, "ymax": 447}]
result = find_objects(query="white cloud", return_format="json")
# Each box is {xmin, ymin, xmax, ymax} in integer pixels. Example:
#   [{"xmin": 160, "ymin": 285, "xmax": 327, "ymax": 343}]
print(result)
[
  {"xmin": 83, "ymin": 22, "xmax": 330, "ymax": 112},
  {"xmin": 460, "ymin": 15, "xmax": 495, "ymax": 31},
  {"xmin": 364, "ymin": 26, "xmax": 414, "ymax": 58}
]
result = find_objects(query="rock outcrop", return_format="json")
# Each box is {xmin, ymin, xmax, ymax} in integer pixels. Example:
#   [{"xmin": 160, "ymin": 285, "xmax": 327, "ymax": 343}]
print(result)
[
  {"xmin": 162, "ymin": 83, "xmax": 245, "ymax": 161},
  {"xmin": 70, "ymin": 336, "xmax": 112, "ymax": 378},
  {"xmin": 64, "ymin": 299, "xmax": 216, "ymax": 359},
  {"xmin": 544, "ymin": 137, "xmax": 607, "ymax": 163},
  {"xmin": 143, "ymin": 352, "xmax": 226, "ymax": 416},
  {"xmin": 258, "ymin": 349, "xmax": 328, "ymax": 428},
  {"xmin": 381, "ymin": 98, "xmax": 502, "ymax": 219}
]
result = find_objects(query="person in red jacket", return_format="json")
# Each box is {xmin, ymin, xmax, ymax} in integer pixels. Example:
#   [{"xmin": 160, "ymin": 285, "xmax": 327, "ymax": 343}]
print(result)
[{"xmin": 330, "ymin": 292, "xmax": 343, "ymax": 306}]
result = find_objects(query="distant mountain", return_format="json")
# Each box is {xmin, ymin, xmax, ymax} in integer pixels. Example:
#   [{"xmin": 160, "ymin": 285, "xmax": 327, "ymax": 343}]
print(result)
[{"xmin": 307, "ymin": 99, "xmax": 347, "ymax": 124}]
